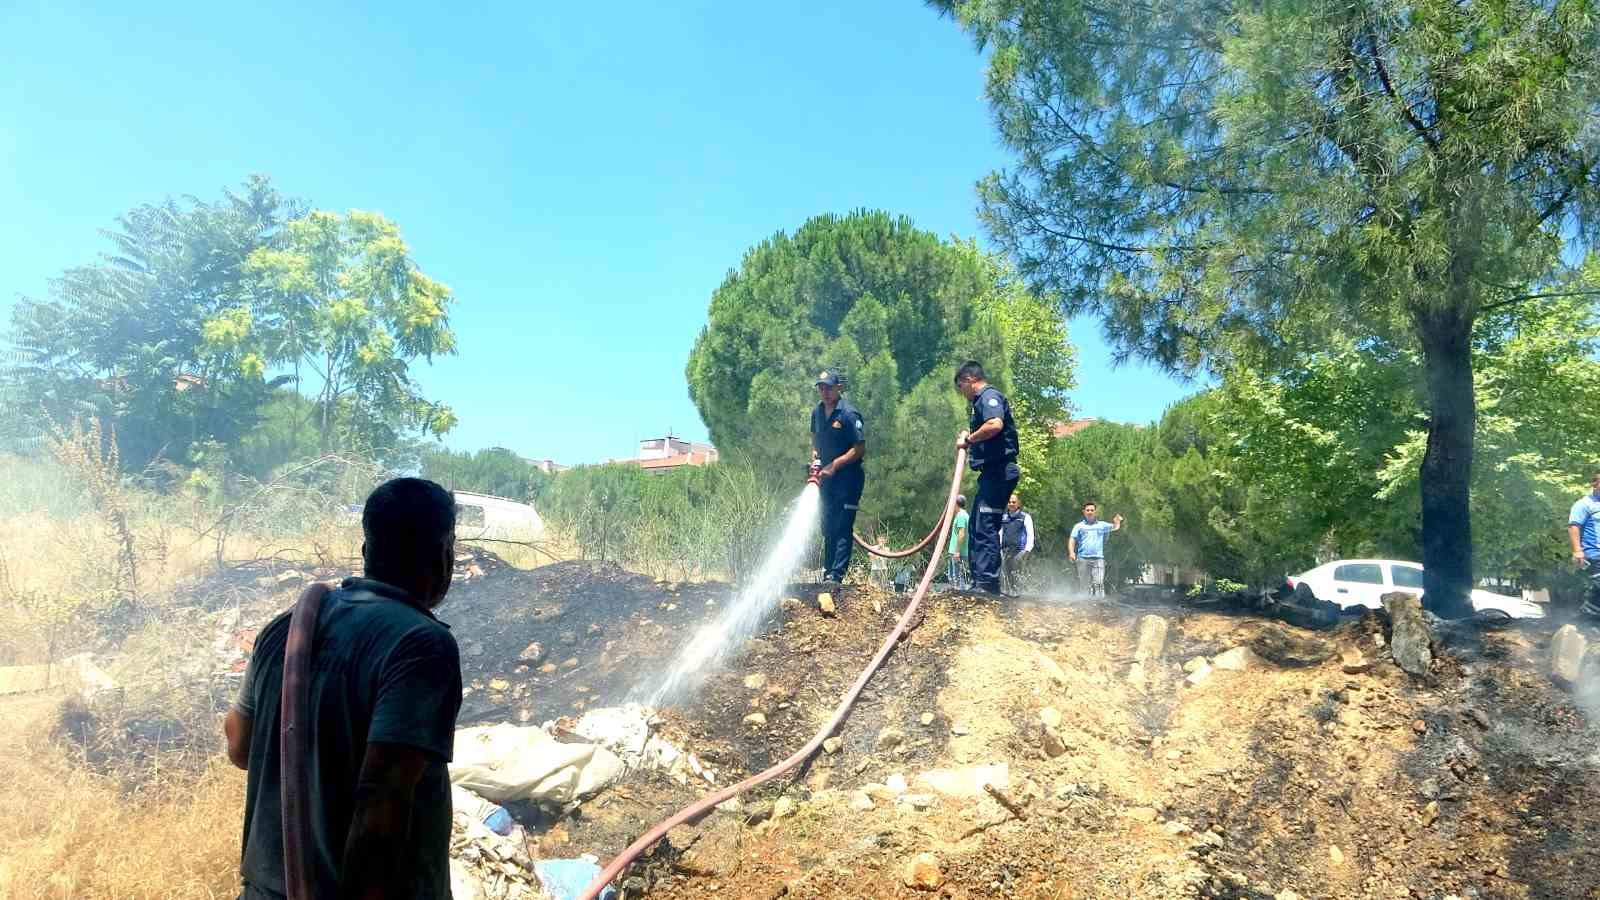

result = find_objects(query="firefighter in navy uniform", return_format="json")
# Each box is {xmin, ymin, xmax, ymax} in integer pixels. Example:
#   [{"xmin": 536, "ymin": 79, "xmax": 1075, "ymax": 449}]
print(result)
[
  {"xmin": 953, "ymin": 360, "xmax": 1020, "ymax": 596},
  {"xmin": 811, "ymin": 369, "xmax": 866, "ymax": 586}
]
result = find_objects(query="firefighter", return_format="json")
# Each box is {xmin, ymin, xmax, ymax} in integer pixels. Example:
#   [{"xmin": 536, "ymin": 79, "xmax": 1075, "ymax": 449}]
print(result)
[
  {"xmin": 811, "ymin": 368, "xmax": 866, "ymax": 585},
  {"xmin": 954, "ymin": 360, "xmax": 1019, "ymax": 596}
]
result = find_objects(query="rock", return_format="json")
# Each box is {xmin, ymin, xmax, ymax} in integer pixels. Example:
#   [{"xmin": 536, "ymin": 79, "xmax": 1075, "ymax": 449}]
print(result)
[
  {"xmin": 1412, "ymin": 719, "xmax": 1427, "ymax": 735},
  {"xmin": 823, "ymin": 737, "xmax": 842, "ymax": 754},
  {"xmin": 463, "ymin": 641, "xmax": 485, "ymax": 657},
  {"xmin": 1039, "ymin": 707, "xmax": 1063, "ymax": 729},
  {"xmin": 849, "ymin": 790, "xmax": 875, "ymax": 811},
  {"xmin": 1185, "ymin": 661, "xmax": 1214, "ymax": 687},
  {"xmin": 1465, "ymin": 708, "xmax": 1490, "ymax": 730},
  {"xmin": 518, "ymin": 642, "xmax": 545, "ymax": 663},
  {"xmin": 772, "ymin": 797, "xmax": 797, "ymax": 819},
  {"xmin": 903, "ymin": 852, "xmax": 944, "ymax": 890},
  {"xmin": 1382, "ymin": 592, "xmax": 1433, "ymax": 676},
  {"xmin": 920, "ymin": 712, "xmax": 935, "ymax": 726},
  {"xmin": 916, "ymin": 763, "xmax": 1010, "ymax": 798},
  {"xmin": 1275, "ymin": 892, "xmax": 1302, "ymax": 900},
  {"xmin": 886, "ymin": 773, "xmax": 909, "ymax": 795},
  {"xmin": 674, "ymin": 824, "xmax": 742, "ymax": 877},
  {"xmin": 1340, "ymin": 651, "xmax": 1373, "ymax": 674},
  {"xmin": 1182, "ymin": 657, "xmax": 1209, "ymax": 674},
  {"xmin": 1041, "ymin": 726, "xmax": 1068, "ymax": 758},
  {"xmin": 488, "ymin": 678, "xmax": 510, "ymax": 692},
  {"xmin": 1422, "ymin": 800, "xmax": 1440, "ymax": 826},
  {"xmin": 538, "ymin": 663, "xmax": 558, "ymax": 674},
  {"xmin": 1126, "ymin": 662, "xmax": 1147, "ymax": 684},
  {"xmin": 1124, "ymin": 806, "xmax": 1160, "ymax": 822},
  {"xmin": 743, "ymin": 673, "xmax": 768, "ymax": 691},
  {"xmin": 716, "ymin": 797, "xmax": 743, "ymax": 814},
  {"xmin": 1212, "ymin": 647, "xmax": 1257, "ymax": 671},
  {"xmin": 876, "ymin": 728, "xmax": 906, "ymax": 752},
  {"xmin": 901, "ymin": 793, "xmax": 936, "ymax": 809},
  {"xmin": 561, "ymin": 657, "xmax": 579, "ymax": 670},
  {"xmin": 1551, "ymin": 624, "xmax": 1587, "ymax": 688},
  {"xmin": 951, "ymin": 723, "xmax": 970, "ymax": 736},
  {"xmin": 863, "ymin": 782, "xmax": 896, "ymax": 801},
  {"xmin": 743, "ymin": 712, "xmax": 767, "ymax": 726},
  {"xmin": 780, "ymin": 597, "xmax": 803, "ymax": 613},
  {"xmin": 1134, "ymin": 615, "xmax": 1169, "ymax": 663},
  {"xmin": 1329, "ymin": 844, "xmax": 1345, "ymax": 865},
  {"xmin": 1164, "ymin": 820, "xmax": 1192, "ymax": 835},
  {"xmin": 818, "ymin": 593, "xmax": 837, "ymax": 616}
]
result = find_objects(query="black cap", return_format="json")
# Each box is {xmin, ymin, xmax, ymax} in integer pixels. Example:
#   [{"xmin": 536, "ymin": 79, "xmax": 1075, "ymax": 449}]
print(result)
[{"xmin": 814, "ymin": 369, "xmax": 843, "ymax": 387}]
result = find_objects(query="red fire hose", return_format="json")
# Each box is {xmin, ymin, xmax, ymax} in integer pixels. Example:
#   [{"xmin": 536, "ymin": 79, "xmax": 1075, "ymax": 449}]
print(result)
[
  {"xmin": 280, "ymin": 581, "xmax": 329, "ymax": 900},
  {"xmin": 577, "ymin": 445, "xmax": 969, "ymax": 900},
  {"xmin": 852, "ymin": 518, "xmax": 944, "ymax": 559}
]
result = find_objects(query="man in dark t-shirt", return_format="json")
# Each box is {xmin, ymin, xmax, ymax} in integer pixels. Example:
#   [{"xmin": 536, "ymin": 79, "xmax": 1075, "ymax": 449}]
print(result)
[{"xmin": 225, "ymin": 478, "xmax": 462, "ymax": 900}]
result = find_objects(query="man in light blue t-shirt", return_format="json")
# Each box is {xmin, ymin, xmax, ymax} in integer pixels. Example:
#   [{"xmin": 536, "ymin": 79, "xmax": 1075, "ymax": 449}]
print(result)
[
  {"xmin": 1068, "ymin": 501, "xmax": 1123, "ymax": 598},
  {"xmin": 1570, "ymin": 470, "xmax": 1600, "ymax": 619}
]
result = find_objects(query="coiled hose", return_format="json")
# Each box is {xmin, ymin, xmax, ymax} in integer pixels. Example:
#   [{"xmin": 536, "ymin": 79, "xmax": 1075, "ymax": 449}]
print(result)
[{"xmin": 576, "ymin": 445, "xmax": 969, "ymax": 900}]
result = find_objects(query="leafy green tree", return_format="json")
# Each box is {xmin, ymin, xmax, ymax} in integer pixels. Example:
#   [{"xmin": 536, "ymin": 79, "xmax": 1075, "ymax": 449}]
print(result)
[
  {"xmin": 420, "ymin": 446, "xmax": 553, "ymax": 503},
  {"xmin": 686, "ymin": 210, "xmax": 1075, "ymax": 532},
  {"xmin": 243, "ymin": 210, "xmax": 459, "ymax": 457},
  {"xmin": 6, "ymin": 177, "xmax": 297, "ymax": 470},
  {"xmin": 935, "ymin": 0, "xmax": 1600, "ymax": 614}
]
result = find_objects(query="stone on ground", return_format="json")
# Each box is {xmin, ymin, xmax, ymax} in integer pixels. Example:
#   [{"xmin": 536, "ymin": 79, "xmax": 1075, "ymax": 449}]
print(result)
[
  {"xmin": 743, "ymin": 712, "xmax": 767, "ymax": 726},
  {"xmin": 743, "ymin": 673, "xmax": 768, "ymax": 690},
  {"xmin": 822, "ymin": 737, "xmax": 842, "ymax": 754},
  {"xmin": 916, "ymin": 763, "xmax": 1010, "ymax": 798},
  {"xmin": 903, "ymin": 852, "xmax": 944, "ymax": 890},
  {"xmin": 850, "ymin": 790, "xmax": 875, "ymax": 811},
  {"xmin": 875, "ymin": 727, "xmax": 906, "ymax": 751},
  {"xmin": 1381, "ymin": 592, "xmax": 1433, "ymax": 676},
  {"xmin": 1134, "ymin": 615, "xmax": 1169, "ymax": 663},
  {"xmin": 1039, "ymin": 706, "xmax": 1062, "ymax": 729},
  {"xmin": 1212, "ymin": 647, "xmax": 1257, "ymax": 671},
  {"xmin": 818, "ymin": 592, "xmax": 837, "ymax": 616},
  {"xmin": 772, "ymin": 796, "xmax": 797, "ymax": 819},
  {"xmin": 1185, "ymin": 661, "xmax": 1213, "ymax": 687}
]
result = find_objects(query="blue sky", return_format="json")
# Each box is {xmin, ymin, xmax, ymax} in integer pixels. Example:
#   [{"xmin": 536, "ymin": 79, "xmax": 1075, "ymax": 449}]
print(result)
[{"xmin": 0, "ymin": 1, "xmax": 1193, "ymax": 466}]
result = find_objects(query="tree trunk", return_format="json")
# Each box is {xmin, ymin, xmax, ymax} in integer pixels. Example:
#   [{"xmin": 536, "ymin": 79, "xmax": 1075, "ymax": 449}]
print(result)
[{"xmin": 1416, "ymin": 307, "xmax": 1476, "ymax": 619}]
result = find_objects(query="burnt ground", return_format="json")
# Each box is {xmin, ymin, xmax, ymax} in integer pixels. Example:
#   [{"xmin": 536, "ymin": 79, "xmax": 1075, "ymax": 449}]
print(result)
[{"xmin": 219, "ymin": 548, "xmax": 1600, "ymax": 899}]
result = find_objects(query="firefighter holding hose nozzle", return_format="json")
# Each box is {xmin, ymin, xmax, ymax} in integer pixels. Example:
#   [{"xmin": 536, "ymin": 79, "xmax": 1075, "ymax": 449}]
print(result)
[
  {"xmin": 954, "ymin": 360, "xmax": 1020, "ymax": 597},
  {"xmin": 811, "ymin": 368, "xmax": 866, "ymax": 586}
]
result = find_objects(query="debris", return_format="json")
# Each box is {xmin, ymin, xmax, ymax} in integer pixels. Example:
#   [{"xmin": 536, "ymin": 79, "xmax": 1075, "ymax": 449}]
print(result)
[
  {"xmin": 561, "ymin": 657, "xmax": 579, "ymax": 669},
  {"xmin": 781, "ymin": 597, "xmax": 803, "ymax": 613},
  {"xmin": 450, "ymin": 723, "xmax": 624, "ymax": 804},
  {"xmin": 1212, "ymin": 647, "xmax": 1257, "ymax": 671},
  {"xmin": 539, "ymin": 663, "xmax": 558, "ymax": 674},
  {"xmin": 1550, "ymin": 624, "xmax": 1587, "ymax": 688},
  {"xmin": 1039, "ymin": 706, "xmax": 1063, "ymax": 729},
  {"xmin": 488, "ymin": 678, "xmax": 510, "ymax": 692},
  {"xmin": 1340, "ymin": 651, "xmax": 1374, "ymax": 674},
  {"xmin": 850, "ymin": 790, "xmax": 875, "ymax": 811},
  {"xmin": 1182, "ymin": 657, "xmax": 1209, "ymax": 674},
  {"xmin": 903, "ymin": 852, "xmax": 944, "ymax": 890},
  {"xmin": 1382, "ymin": 592, "xmax": 1433, "ymax": 676},
  {"xmin": 743, "ymin": 673, "xmax": 768, "ymax": 690},
  {"xmin": 534, "ymin": 857, "xmax": 615, "ymax": 900},
  {"xmin": 822, "ymin": 737, "xmax": 842, "ymax": 754},
  {"xmin": 864, "ymin": 782, "xmax": 896, "ymax": 801},
  {"xmin": 1422, "ymin": 800, "xmax": 1440, "ymax": 826},
  {"xmin": 875, "ymin": 727, "xmax": 906, "ymax": 752},
  {"xmin": 518, "ymin": 642, "xmax": 545, "ymax": 663},
  {"xmin": 951, "ymin": 723, "xmax": 971, "ymax": 736},
  {"xmin": 1041, "ymin": 726, "xmax": 1069, "ymax": 758},
  {"xmin": 1185, "ymin": 662, "xmax": 1213, "ymax": 687},
  {"xmin": 984, "ymin": 783, "xmax": 1029, "ymax": 820},
  {"xmin": 1329, "ymin": 844, "xmax": 1345, "ymax": 865},
  {"xmin": 1249, "ymin": 627, "xmax": 1336, "ymax": 668},
  {"xmin": 452, "ymin": 785, "xmax": 514, "ymax": 836},
  {"xmin": 1134, "ymin": 615, "xmax": 1169, "ymax": 663},
  {"xmin": 772, "ymin": 797, "xmax": 797, "ymax": 819},
  {"xmin": 916, "ymin": 763, "xmax": 1011, "ymax": 798},
  {"xmin": 920, "ymin": 711, "xmax": 935, "ymax": 726},
  {"xmin": 818, "ymin": 592, "xmax": 837, "ymax": 616},
  {"xmin": 1164, "ymin": 820, "xmax": 1191, "ymax": 836},
  {"xmin": 744, "ymin": 712, "xmax": 768, "ymax": 727}
]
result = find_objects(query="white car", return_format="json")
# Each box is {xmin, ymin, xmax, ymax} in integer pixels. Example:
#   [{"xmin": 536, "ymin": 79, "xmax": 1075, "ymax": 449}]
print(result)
[{"xmin": 1287, "ymin": 559, "xmax": 1546, "ymax": 620}]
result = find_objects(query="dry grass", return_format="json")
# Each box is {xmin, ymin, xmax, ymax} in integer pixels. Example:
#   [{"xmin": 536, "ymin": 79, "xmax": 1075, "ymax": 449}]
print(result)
[{"xmin": 0, "ymin": 693, "xmax": 244, "ymax": 900}]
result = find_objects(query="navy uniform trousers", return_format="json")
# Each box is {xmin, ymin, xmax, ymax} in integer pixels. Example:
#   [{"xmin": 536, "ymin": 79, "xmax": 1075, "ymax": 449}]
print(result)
[
  {"xmin": 967, "ymin": 462, "xmax": 1020, "ymax": 591},
  {"xmin": 819, "ymin": 465, "xmax": 864, "ymax": 582}
]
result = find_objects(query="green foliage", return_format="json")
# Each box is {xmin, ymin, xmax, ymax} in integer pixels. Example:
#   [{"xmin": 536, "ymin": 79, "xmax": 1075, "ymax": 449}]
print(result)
[
  {"xmin": 243, "ymin": 209, "xmax": 459, "ymax": 458},
  {"xmin": 420, "ymin": 446, "xmax": 553, "ymax": 503},
  {"xmin": 539, "ymin": 459, "xmax": 789, "ymax": 583},
  {"xmin": 686, "ymin": 210, "xmax": 1076, "ymax": 532},
  {"xmin": 935, "ymin": 0, "xmax": 1600, "ymax": 608},
  {"xmin": 6, "ymin": 177, "xmax": 298, "ymax": 472}
]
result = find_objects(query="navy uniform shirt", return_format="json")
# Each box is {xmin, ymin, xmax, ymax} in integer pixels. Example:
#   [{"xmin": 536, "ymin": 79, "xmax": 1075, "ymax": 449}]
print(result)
[
  {"xmin": 968, "ymin": 385, "xmax": 1018, "ymax": 471},
  {"xmin": 234, "ymin": 578, "xmax": 462, "ymax": 899},
  {"xmin": 811, "ymin": 397, "xmax": 866, "ymax": 467}
]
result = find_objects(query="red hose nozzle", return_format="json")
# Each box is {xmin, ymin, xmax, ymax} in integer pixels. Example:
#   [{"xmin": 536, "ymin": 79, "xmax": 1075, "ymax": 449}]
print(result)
[{"xmin": 806, "ymin": 460, "xmax": 822, "ymax": 486}]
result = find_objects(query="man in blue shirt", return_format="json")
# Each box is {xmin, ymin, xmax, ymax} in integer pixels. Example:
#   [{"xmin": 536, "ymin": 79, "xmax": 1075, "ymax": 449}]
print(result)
[
  {"xmin": 1570, "ymin": 470, "xmax": 1600, "ymax": 619},
  {"xmin": 954, "ymin": 360, "xmax": 1019, "ymax": 596},
  {"xmin": 1069, "ymin": 501, "xmax": 1123, "ymax": 598},
  {"xmin": 811, "ymin": 368, "xmax": 866, "ymax": 586}
]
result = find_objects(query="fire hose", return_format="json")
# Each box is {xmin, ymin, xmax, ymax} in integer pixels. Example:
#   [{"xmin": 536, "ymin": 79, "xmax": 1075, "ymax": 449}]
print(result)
[
  {"xmin": 577, "ymin": 444, "xmax": 968, "ymax": 900},
  {"xmin": 803, "ymin": 457, "xmax": 947, "ymax": 560},
  {"xmin": 280, "ymin": 581, "xmax": 330, "ymax": 900}
]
